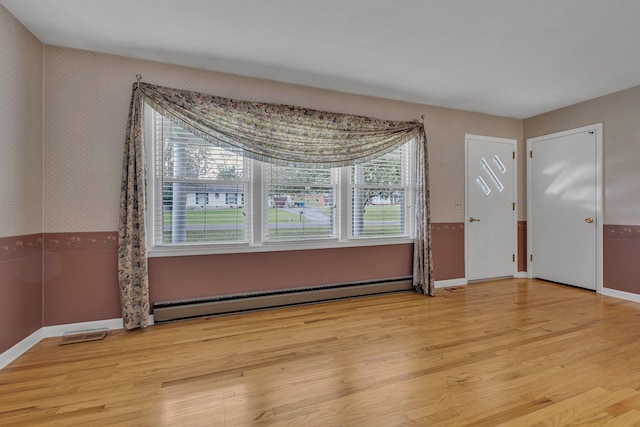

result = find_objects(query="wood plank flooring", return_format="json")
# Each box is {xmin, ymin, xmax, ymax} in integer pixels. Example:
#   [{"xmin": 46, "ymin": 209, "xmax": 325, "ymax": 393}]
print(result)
[{"xmin": 2, "ymin": 279, "xmax": 640, "ymax": 426}]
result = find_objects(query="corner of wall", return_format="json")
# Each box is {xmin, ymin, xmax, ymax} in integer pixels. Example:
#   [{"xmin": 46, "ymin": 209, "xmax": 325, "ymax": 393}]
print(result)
[
  {"xmin": 0, "ymin": 3, "xmax": 46, "ymax": 354},
  {"xmin": 41, "ymin": 43, "xmax": 46, "ymax": 328}
]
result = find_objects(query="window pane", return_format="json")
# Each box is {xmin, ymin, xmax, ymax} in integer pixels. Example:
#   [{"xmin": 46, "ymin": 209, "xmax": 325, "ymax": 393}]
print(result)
[
  {"xmin": 480, "ymin": 157, "xmax": 504, "ymax": 192},
  {"xmin": 265, "ymin": 165, "xmax": 337, "ymax": 241},
  {"xmin": 352, "ymin": 188, "xmax": 405, "ymax": 236},
  {"xmin": 351, "ymin": 150, "xmax": 403, "ymax": 185},
  {"xmin": 162, "ymin": 183, "xmax": 247, "ymax": 243},
  {"xmin": 149, "ymin": 104, "xmax": 415, "ymax": 250},
  {"xmin": 267, "ymin": 166, "xmax": 333, "ymax": 184},
  {"xmin": 154, "ymin": 110, "xmax": 249, "ymax": 245},
  {"xmin": 351, "ymin": 143, "xmax": 410, "ymax": 237}
]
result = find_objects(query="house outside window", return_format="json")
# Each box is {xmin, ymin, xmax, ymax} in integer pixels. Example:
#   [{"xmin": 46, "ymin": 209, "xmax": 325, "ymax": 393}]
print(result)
[{"xmin": 195, "ymin": 192, "xmax": 209, "ymax": 206}]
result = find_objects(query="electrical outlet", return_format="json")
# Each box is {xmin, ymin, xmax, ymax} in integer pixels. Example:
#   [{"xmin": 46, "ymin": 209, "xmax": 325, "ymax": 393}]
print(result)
[{"xmin": 455, "ymin": 201, "xmax": 463, "ymax": 210}]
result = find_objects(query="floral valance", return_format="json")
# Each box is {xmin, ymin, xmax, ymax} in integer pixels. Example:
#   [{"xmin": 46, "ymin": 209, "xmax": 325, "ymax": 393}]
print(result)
[{"xmin": 137, "ymin": 82, "xmax": 424, "ymax": 168}]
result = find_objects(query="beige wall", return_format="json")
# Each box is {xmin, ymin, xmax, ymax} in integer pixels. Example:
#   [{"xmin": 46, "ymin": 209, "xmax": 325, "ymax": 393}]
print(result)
[
  {"xmin": 43, "ymin": 46, "xmax": 523, "ymax": 232},
  {"xmin": 0, "ymin": 4, "xmax": 44, "ymax": 354},
  {"xmin": 0, "ymin": 4, "xmax": 43, "ymax": 237},
  {"xmin": 524, "ymin": 85, "xmax": 640, "ymax": 225}
]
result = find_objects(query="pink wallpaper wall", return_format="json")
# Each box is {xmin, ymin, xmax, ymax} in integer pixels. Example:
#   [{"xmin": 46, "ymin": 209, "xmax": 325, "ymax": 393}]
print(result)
[
  {"xmin": 38, "ymin": 232, "xmax": 466, "ymax": 326},
  {"xmin": 603, "ymin": 225, "xmax": 640, "ymax": 294},
  {"xmin": 149, "ymin": 245, "xmax": 413, "ymax": 304},
  {"xmin": 0, "ymin": 235, "xmax": 42, "ymax": 353},
  {"xmin": 42, "ymin": 232, "xmax": 120, "ymax": 326}
]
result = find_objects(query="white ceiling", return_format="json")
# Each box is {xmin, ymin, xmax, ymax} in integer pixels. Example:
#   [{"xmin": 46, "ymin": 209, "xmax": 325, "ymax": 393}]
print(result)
[{"xmin": 3, "ymin": 0, "xmax": 640, "ymax": 119}]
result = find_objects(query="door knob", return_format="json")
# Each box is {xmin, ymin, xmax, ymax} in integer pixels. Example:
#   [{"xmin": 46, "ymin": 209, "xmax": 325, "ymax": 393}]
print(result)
[
  {"xmin": 469, "ymin": 217, "xmax": 480, "ymax": 223},
  {"xmin": 584, "ymin": 217, "xmax": 594, "ymax": 223}
]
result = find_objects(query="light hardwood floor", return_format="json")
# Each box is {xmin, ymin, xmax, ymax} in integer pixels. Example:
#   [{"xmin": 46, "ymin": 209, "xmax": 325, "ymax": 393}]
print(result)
[{"xmin": 2, "ymin": 279, "xmax": 640, "ymax": 426}]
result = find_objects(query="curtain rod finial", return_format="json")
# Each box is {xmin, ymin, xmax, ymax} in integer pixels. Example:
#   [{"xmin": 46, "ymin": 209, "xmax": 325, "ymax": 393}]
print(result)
[{"xmin": 135, "ymin": 74, "xmax": 142, "ymax": 89}]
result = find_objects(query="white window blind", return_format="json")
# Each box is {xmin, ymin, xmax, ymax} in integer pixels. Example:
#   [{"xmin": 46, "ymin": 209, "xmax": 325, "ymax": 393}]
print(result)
[
  {"xmin": 152, "ymin": 109, "xmax": 250, "ymax": 245},
  {"xmin": 351, "ymin": 142, "xmax": 412, "ymax": 237},
  {"xmin": 263, "ymin": 165, "xmax": 338, "ymax": 241}
]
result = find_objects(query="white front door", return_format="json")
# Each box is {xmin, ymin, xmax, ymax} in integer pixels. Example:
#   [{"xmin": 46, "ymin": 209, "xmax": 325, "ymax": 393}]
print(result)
[
  {"xmin": 465, "ymin": 135, "xmax": 517, "ymax": 281},
  {"xmin": 528, "ymin": 125, "xmax": 602, "ymax": 290}
]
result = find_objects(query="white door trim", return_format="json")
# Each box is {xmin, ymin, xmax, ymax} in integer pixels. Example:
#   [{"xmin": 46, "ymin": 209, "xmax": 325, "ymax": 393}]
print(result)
[
  {"xmin": 526, "ymin": 123, "xmax": 603, "ymax": 294},
  {"xmin": 465, "ymin": 134, "xmax": 518, "ymax": 280}
]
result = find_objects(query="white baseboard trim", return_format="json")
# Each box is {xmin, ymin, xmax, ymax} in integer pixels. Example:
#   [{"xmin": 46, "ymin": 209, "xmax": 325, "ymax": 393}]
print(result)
[
  {"xmin": 0, "ymin": 329, "xmax": 43, "ymax": 371},
  {"xmin": 435, "ymin": 278, "xmax": 468, "ymax": 289},
  {"xmin": 601, "ymin": 287, "xmax": 640, "ymax": 304},
  {"xmin": 0, "ymin": 314, "xmax": 155, "ymax": 372},
  {"xmin": 41, "ymin": 318, "xmax": 124, "ymax": 338},
  {"xmin": 513, "ymin": 272, "xmax": 528, "ymax": 278}
]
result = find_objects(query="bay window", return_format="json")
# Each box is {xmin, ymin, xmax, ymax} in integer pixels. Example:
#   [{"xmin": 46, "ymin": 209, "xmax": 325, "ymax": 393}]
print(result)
[{"xmin": 146, "ymin": 105, "xmax": 414, "ymax": 253}]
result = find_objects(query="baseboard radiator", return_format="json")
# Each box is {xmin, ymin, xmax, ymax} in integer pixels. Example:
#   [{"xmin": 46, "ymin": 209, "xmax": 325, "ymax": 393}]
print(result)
[{"xmin": 153, "ymin": 276, "xmax": 414, "ymax": 323}]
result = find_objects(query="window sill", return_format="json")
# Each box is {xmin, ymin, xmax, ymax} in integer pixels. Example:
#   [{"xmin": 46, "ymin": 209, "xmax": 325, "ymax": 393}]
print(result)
[{"xmin": 147, "ymin": 237, "xmax": 414, "ymax": 258}]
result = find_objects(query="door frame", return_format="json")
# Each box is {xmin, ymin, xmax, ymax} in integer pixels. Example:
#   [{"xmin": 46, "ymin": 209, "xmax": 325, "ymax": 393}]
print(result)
[
  {"xmin": 526, "ymin": 123, "xmax": 603, "ymax": 293},
  {"xmin": 465, "ymin": 134, "xmax": 518, "ymax": 281}
]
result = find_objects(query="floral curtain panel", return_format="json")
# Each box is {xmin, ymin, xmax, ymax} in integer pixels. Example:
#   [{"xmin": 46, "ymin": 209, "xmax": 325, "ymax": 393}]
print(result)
[
  {"xmin": 119, "ymin": 87, "xmax": 150, "ymax": 330},
  {"xmin": 413, "ymin": 133, "xmax": 435, "ymax": 296},
  {"xmin": 119, "ymin": 81, "xmax": 434, "ymax": 329}
]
